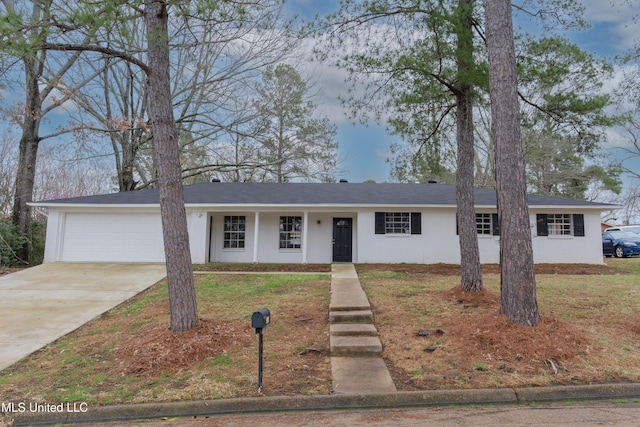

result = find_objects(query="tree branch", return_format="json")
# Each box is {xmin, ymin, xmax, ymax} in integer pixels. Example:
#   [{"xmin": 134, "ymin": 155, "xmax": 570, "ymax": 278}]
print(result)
[{"xmin": 40, "ymin": 42, "xmax": 149, "ymax": 74}]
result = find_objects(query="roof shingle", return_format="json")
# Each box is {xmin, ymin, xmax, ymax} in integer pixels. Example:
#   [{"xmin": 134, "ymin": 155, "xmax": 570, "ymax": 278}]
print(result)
[{"xmin": 33, "ymin": 182, "xmax": 615, "ymax": 208}]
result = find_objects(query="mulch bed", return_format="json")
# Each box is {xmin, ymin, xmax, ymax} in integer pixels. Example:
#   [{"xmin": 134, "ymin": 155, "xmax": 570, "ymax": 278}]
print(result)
[{"xmin": 195, "ymin": 262, "xmax": 618, "ymax": 275}]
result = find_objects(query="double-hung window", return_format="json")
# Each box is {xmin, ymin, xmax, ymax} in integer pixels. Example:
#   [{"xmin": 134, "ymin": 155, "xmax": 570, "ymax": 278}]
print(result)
[
  {"xmin": 223, "ymin": 215, "xmax": 245, "ymax": 248},
  {"xmin": 385, "ymin": 212, "xmax": 411, "ymax": 234},
  {"xmin": 536, "ymin": 214, "xmax": 585, "ymax": 237},
  {"xmin": 375, "ymin": 212, "xmax": 422, "ymax": 235},
  {"xmin": 547, "ymin": 214, "xmax": 572, "ymax": 235},
  {"xmin": 476, "ymin": 213, "xmax": 492, "ymax": 235},
  {"xmin": 280, "ymin": 216, "xmax": 302, "ymax": 249},
  {"xmin": 475, "ymin": 213, "xmax": 500, "ymax": 235}
]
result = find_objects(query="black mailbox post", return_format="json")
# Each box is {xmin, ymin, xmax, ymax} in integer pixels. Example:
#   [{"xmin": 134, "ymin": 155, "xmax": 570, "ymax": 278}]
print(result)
[
  {"xmin": 251, "ymin": 308, "xmax": 270, "ymax": 391},
  {"xmin": 251, "ymin": 308, "xmax": 270, "ymax": 333}
]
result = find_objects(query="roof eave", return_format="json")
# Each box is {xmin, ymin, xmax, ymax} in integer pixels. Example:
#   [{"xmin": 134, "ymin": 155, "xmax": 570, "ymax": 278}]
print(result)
[
  {"xmin": 29, "ymin": 202, "xmax": 160, "ymax": 209},
  {"xmin": 31, "ymin": 202, "xmax": 620, "ymax": 210}
]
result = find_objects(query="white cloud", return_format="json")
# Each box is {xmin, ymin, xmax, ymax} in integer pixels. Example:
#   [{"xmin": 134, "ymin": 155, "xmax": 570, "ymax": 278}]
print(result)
[
  {"xmin": 581, "ymin": 0, "xmax": 638, "ymax": 23},
  {"xmin": 581, "ymin": 0, "xmax": 639, "ymax": 51},
  {"xmin": 374, "ymin": 147, "xmax": 391, "ymax": 161},
  {"xmin": 581, "ymin": 0, "xmax": 625, "ymax": 23},
  {"xmin": 291, "ymin": 19, "xmax": 418, "ymax": 126},
  {"xmin": 300, "ymin": 61, "xmax": 352, "ymax": 123},
  {"xmin": 290, "ymin": 36, "xmax": 355, "ymax": 125}
]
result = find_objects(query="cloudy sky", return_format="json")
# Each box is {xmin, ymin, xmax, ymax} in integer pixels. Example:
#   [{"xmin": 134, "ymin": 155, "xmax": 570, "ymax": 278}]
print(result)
[{"xmin": 283, "ymin": 0, "xmax": 640, "ymax": 184}]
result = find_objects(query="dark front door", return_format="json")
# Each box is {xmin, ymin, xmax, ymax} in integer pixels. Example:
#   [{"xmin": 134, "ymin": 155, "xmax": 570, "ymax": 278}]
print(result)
[{"xmin": 333, "ymin": 218, "xmax": 353, "ymax": 262}]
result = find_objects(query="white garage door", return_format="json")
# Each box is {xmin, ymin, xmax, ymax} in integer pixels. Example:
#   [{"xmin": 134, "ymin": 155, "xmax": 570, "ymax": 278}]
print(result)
[{"xmin": 61, "ymin": 213, "xmax": 166, "ymax": 262}]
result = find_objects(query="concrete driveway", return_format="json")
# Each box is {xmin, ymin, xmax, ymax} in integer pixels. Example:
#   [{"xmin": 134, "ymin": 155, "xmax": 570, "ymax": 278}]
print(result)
[{"xmin": 0, "ymin": 262, "xmax": 166, "ymax": 372}]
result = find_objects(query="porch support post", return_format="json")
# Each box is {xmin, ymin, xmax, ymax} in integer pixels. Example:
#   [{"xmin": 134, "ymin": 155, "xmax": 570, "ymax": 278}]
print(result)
[
  {"xmin": 302, "ymin": 211, "xmax": 309, "ymax": 263},
  {"xmin": 253, "ymin": 211, "xmax": 260, "ymax": 263}
]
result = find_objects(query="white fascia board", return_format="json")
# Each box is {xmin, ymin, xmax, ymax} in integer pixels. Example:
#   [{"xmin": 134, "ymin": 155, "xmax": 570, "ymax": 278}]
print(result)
[
  {"xmin": 527, "ymin": 205, "xmax": 621, "ymax": 211},
  {"xmin": 29, "ymin": 202, "xmax": 160, "ymax": 209},
  {"xmin": 185, "ymin": 203, "xmax": 458, "ymax": 210},
  {"xmin": 29, "ymin": 204, "xmax": 160, "ymax": 213},
  {"xmin": 30, "ymin": 202, "xmax": 618, "ymax": 211}
]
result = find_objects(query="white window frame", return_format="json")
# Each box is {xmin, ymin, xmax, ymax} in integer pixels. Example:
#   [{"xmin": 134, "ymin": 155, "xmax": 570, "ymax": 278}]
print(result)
[
  {"xmin": 279, "ymin": 216, "xmax": 302, "ymax": 249},
  {"xmin": 547, "ymin": 214, "xmax": 572, "ymax": 236},
  {"xmin": 476, "ymin": 213, "xmax": 492, "ymax": 235},
  {"xmin": 223, "ymin": 215, "xmax": 246, "ymax": 249},
  {"xmin": 385, "ymin": 212, "xmax": 411, "ymax": 234}
]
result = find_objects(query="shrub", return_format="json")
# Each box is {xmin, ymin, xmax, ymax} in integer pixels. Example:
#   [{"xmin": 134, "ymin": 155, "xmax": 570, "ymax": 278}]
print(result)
[
  {"xmin": 31, "ymin": 219, "xmax": 46, "ymax": 265},
  {"xmin": 0, "ymin": 217, "xmax": 29, "ymax": 267}
]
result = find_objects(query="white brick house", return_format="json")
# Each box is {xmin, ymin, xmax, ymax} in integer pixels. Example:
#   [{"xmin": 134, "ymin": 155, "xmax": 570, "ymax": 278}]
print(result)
[{"xmin": 32, "ymin": 182, "xmax": 614, "ymax": 265}]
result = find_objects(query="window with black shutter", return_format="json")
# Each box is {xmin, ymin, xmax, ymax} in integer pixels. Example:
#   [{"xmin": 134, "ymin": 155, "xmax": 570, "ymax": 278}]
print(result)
[
  {"xmin": 536, "ymin": 214, "xmax": 549, "ymax": 236},
  {"xmin": 374, "ymin": 211, "xmax": 421, "ymax": 235},
  {"xmin": 411, "ymin": 212, "xmax": 421, "ymax": 235},
  {"xmin": 474, "ymin": 213, "xmax": 500, "ymax": 236},
  {"xmin": 492, "ymin": 213, "xmax": 500, "ymax": 236},
  {"xmin": 536, "ymin": 213, "xmax": 585, "ymax": 237},
  {"xmin": 573, "ymin": 214, "xmax": 585, "ymax": 237},
  {"xmin": 375, "ymin": 212, "xmax": 385, "ymax": 234}
]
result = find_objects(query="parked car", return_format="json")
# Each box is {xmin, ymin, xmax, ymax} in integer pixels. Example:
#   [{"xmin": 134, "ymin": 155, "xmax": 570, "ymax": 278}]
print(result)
[
  {"xmin": 604, "ymin": 225, "xmax": 640, "ymax": 235},
  {"xmin": 602, "ymin": 230, "xmax": 640, "ymax": 258}
]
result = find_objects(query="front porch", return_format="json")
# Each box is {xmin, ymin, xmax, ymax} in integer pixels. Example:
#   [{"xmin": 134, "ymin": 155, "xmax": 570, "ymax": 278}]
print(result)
[{"xmin": 202, "ymin": 210, "xmax": 358, "ymax": 264}]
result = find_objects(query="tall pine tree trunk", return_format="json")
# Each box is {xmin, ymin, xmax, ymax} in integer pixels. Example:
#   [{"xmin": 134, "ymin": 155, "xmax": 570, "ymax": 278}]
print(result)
[
  {"xmin": 145, "ymin": 0, "xmax": 198, "ymax": 332},
  {"xmin": 484, "ymin": 0, "xmax": 539, "ymax": 326},
  {"xmin": 456, "ymin": 0, "xmax": 482, "ymax": 292}
]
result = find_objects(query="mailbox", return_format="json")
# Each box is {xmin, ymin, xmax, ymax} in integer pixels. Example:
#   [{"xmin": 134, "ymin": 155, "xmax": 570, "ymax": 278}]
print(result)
[
  {"xmin": 251, "ymin": 308, "xmax": 270, "ymax": 332},
  {"xmin": 251, "ymin": 307, "xmax": 271, "ymax": 392}
]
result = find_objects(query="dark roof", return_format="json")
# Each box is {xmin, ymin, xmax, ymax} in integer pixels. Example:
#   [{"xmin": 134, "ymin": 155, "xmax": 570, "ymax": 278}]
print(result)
[{"xmin": 33, "ymin": 182, "xmax": 615, "ymax": 208}]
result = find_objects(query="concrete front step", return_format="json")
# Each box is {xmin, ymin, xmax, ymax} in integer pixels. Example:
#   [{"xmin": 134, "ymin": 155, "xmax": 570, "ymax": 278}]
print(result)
[
  {"xmin": 329, "ymin": 309, "xmax": 373, "ymax": 324},
  {"xmin": 330, "ymin": 323, "xmax": 378, "ymax": 337},
  {"xmin": 330, "ymin": 285, "xmax": 371, "ymax": 312},
  {"xmin": 331, "ymin": 356, "xmax": 397, "ymax": 394},
  {"xmin": 329, "ymin": 300, "xmax": 371, "ymax": 312},
  {"xmin": 330, "ymin": 335, "xmax": 382, "ymax": 356}
]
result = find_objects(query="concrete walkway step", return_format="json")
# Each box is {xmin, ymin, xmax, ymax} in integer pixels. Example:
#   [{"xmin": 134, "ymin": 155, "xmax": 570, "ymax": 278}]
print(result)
[
  {"xmin": 329, "ymin": 263, "xmax": 396, "ymax": 394},
  {"xmin": 330, "ymin": 335, "xmax": 382, "ymax": 356},
  {"xmin": 331, "ymin": 356, "xmax": 397, "ymax": 394},
  {"xmin": 330, "ymin": 278, "xmax": 371, "ymax": 312},
  {"xmin": 329, "ymin": 309, "xmax": 373, "ymax": 324},
  {"xmin": 329, "ymin": 300, "xmax": 371, "ymax": 312},
  {"xmin": 330, "ymin": 324, "xmax": 378, "ymax": 337}
]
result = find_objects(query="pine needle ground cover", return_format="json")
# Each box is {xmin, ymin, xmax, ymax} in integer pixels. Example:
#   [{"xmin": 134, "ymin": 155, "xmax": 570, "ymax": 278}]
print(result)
[
  {"xmin": 0, "ymin": 259, "xmax": 638, "ymax": 413},
  {"xmin": 357, "ymin": 259, "xmax": 640, "ymax": 389}
]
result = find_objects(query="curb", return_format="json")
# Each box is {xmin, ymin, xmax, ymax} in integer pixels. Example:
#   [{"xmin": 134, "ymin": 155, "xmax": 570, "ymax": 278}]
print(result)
[{"xmin": 13, "ymin": 383, "xmax": 640, "ymax": 426}]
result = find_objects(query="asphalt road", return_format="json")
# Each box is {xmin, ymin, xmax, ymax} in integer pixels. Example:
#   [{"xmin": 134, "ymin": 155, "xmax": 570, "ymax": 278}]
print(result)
[{"xmin": 88, "ymin": 400, "xmax": 640, "ymax": 427}]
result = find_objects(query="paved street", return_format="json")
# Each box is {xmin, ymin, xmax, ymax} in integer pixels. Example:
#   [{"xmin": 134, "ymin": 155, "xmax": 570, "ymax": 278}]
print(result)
[{"xmin": 86, "ymin": 401, "xmax": 640, "ymax": 427}]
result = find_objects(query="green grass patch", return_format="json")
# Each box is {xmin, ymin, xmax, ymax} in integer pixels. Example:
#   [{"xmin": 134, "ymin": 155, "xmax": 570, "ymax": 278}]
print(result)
[{"xmin": 0, "ymin": 272, "xmax": 331, "ymax": 406}]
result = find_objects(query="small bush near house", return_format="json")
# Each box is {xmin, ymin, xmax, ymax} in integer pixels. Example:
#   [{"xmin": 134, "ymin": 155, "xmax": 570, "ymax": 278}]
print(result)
[
  {"xmin": 0, "ymin": 218, "xmax": 46, "ymax": 267},
  {"xmin": 30, "ymin": 219, "xmax": 46, "ymax": 265},
  {"xmin": 0, "ymin": 217, "xmax": 28, "ymax": 267}
]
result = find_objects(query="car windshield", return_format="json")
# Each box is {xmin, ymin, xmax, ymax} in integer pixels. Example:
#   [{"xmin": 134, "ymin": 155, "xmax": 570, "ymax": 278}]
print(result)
[
  {"xmin": 606, "ymin": 226, "xmax": 640, "ymax": 234},
  {"xmin": 608, "ymin": 231, "xmax": 640, "ymax": 239}
]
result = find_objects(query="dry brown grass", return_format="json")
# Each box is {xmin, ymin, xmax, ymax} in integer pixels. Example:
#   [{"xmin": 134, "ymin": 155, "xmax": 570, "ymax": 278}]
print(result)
[
  {"xmin": 358, "ymin": 258, "xmax": 640, "ymax": 390},
  {"xmin": 0, "ymin": 258, "xmax": 639, "ymax": 419}
]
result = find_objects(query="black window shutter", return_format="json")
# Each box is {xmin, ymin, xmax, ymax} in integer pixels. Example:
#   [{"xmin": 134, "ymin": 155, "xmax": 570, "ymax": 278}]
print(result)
[
  {"xmin": 492, "ymin": 213, "xmax": 500, "ymax": 235},
  {"xmin": 375, "ymin": 212, "xmax": 385, "ymax": 234},
  {"xmin": 411, "ymin": 212, "xmax": 421, "ymax": 234},
  {"xmin": 455, "ymin": 213, "xmax": 459, "ymax": 235},
  {"xmin": 573, "ymin": 214, "xmax": 585, "ymax": 237},
  {"xmin": 536, "ymin": 214, "xmax": 548, "ymax": 236}
]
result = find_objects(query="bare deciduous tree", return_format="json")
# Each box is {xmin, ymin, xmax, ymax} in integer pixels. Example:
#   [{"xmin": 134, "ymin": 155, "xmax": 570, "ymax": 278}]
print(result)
[{"xmin": 0, "ymin": 0, "xmax": 92, "ymax": 263}]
